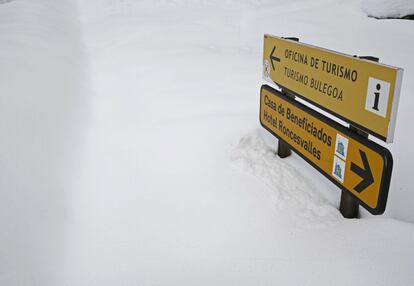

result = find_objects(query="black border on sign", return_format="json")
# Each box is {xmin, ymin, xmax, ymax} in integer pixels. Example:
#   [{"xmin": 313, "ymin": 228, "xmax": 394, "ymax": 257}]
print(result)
[
  {"xmin": 259, "ymin": 84, "xmax": 393, "ymax": 215},
  {"xmin": 271, "ymin": 81, "xmax": 388, "ymax": 142}
]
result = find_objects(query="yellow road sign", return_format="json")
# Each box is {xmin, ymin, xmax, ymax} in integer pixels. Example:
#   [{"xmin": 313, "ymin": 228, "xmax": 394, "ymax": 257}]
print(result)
[
  {"xmin": 263, "ymin": 35, "xmax": 404, "ymax": 142},
  {"xmin": 260, "ymin": 85, "xmax": 393, "ymax": 214}
]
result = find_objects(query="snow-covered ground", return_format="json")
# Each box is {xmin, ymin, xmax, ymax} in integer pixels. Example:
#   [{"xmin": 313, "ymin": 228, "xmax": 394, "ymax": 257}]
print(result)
[
  {"xmin": 362, "ymin": 0, "xmax": 414, "ymax": 19},
  {"xmin": 0, "ymin": 1, "xmax": 88, "ymax": 284},
  {"xmin": 1, "ymin": 0, "xmax": 414, "ymax": 285}
]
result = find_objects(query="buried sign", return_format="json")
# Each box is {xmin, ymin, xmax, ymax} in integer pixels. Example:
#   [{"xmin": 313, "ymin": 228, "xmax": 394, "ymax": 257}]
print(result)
[{"xmin": 260, "ymin": 85, "xmax": 393, "ymax": 214}]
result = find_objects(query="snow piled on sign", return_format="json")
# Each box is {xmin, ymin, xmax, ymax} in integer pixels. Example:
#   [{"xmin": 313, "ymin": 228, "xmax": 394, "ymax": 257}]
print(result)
[{"xmin": 361, "ymin": 0, "xmax": 414, "ymax": 19}]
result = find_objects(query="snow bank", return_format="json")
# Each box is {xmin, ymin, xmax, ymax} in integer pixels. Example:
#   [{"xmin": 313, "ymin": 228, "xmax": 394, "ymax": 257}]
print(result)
[
  {"xmin": 361, "ymin": 0, "xmax": 414, "ymax": 19},
  {"xmin": 230, "ymin": 130, "xmax": 341, "ymax": 227},
  {"xmin": 0, "ymin": 0, "xmax": 88, "ymax": 285}
]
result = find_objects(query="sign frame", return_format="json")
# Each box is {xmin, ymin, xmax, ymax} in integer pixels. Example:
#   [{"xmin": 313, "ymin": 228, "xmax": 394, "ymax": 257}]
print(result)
[
  {"xmin": 260, "ymin": 84, "xmax": 393, "ymax": 214},
  {"xmin": 263, "ymin": 34, "xmax": 404, "ymax": 143}
]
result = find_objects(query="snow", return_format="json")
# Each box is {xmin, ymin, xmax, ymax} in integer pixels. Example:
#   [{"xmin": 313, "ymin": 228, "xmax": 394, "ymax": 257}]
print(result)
[
  {"xmin": 230, "ymin": 130, "xmax": 342, "ymax": 227},
  {"xmin": 361, "ymin": 0, "xmax": 414, "ymax": 19},
  {"xmin": 1, "ymin": 0, "xmax": 414, "ymax": 285},
  {"xmin": 0, "ymin": 1, "xmax": 88, "ymax": 284}
]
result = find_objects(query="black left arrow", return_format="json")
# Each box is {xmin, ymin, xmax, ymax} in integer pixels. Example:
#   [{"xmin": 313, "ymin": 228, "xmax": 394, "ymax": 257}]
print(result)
[
  {"xmin": 351, "ymin": 150, "xmax": 374, "ymax": 193},
  {"xmin": 270, "ymin": 46, "xmax": 280, "ymax": 71}
]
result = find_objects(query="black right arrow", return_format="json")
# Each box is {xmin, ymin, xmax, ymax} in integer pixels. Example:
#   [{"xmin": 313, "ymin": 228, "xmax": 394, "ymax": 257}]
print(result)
[
  {"xmin": 351, "ymin": 150, "xmax": 374, "ymax": 193},
  {"xmin": 270, "ymin": 46, "xmax": 280, "ymax": 71}
]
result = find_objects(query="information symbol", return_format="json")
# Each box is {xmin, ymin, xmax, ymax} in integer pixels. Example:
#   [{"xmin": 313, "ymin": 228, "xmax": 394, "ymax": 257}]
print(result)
[
  {"xmin": 372, "ymin": 83, "xmax": 381, "ymax": 111},
  {"xmin": 365, "ymin": 77, "xmax": 390, "ymax": 118}
]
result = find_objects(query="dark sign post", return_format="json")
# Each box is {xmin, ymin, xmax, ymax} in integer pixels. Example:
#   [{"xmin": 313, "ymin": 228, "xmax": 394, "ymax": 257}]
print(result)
[
  {"xmin": 340, "ymin": 126, "xmax": 368, "ymax": 218},
  {"xmin": 340, "ymin": 57, "xmax": 379, "ymax": 218},
  {"xmin": 277, "ymin": 89, "xmax": 294, "ymax": 159}
]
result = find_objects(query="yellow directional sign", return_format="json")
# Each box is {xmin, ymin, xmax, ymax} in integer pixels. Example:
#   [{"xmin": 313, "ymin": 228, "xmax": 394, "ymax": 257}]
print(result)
[
  {"xmin": 263, "ymin": 35, "xmax": 404, "ymax": 142},
  {"xmin": 260, "ymin": 85, "xmax": 393, "ymax": 214}
]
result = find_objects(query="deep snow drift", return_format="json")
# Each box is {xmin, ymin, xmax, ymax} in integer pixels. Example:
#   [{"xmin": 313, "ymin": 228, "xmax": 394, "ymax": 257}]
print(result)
[
  {"xmin": 362, "ymin": 0, "xmax": 414, "ymax": 19},
  {"xmin": 1, "ymin": 0, "xmax": 414, "ymax": 285},
  {"xmin": 0, "ymin": 1, "xmax": 88, "ymax": 285}
]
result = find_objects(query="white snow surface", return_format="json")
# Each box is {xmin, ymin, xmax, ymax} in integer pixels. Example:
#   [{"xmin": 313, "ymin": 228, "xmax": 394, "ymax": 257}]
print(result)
[
  {"xmin": 1, "ymin": 0, "xmax": 414, "ymax": 285},
  {"xmin": 361, "ymin": 0, "xmax": 414, "ymax": 19}
]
